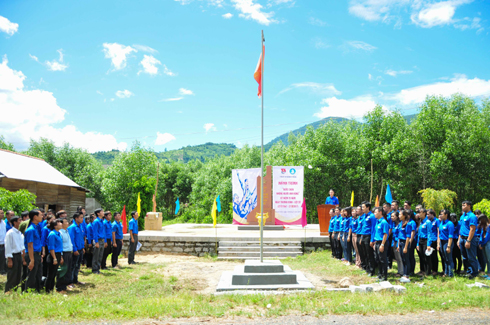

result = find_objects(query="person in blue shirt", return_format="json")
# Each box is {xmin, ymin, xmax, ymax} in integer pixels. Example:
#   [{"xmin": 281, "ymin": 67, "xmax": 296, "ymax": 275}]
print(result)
[
  {"xmin": 478, "ymin": 214, "xmax": 490, "ymax": 279},
  {"xmin": 474, "ymin": 210, "xmax": 486, "ymax": 274},
  {"xmin": 325, "ymin": 189, "xmax": 339, "ymax": 206},
  {"xmin": 332, "ymin": 207, "xmax": 342, "ymax": 260},
  {"xmin": 416, "ymin": 208, "xmax": 430, "ymax": 276},
  {"xmin": 41, "ymin": 215, "xmax": 55, "ymax": 280},
  {"xmin": 340, "ymin": 207, "xmax": 352, "ymax": 264},
  {"xmin": 350, "ymin": 207, "xmax": 361, "ymax": 268},
  {"xmin": 358, "ymin": 201, "xmax": 377, "ymax": 276},
  {"xmin": 328, "ymin": 208, "xmax": 335, "ymax": 258},
  {"xmin": 46, "ymin": 219, "xmax": 63, "ymax": 293},
  {"xmin": 383, "ymin": 203, "xmax": 394, "ymax": 270},
  {"xmin": 58, "ymin": 218, "xmax": 73, "ymax": 293},
  {"xmin": 102, "ymin": 211, "xmax": 113, "ymax": 270},
  {"xmin": 91, "ymin": 208, "xmax": 106, "ymax": 274},
  {"xmin": 111, "ymin": 212, "xmax": 124, "ymax": 268},
  {"xmin": 457, "ymin": 200, "xmax": 479, "ymax": 279},
  {"xmin": 5, "ymin": 210, "xmax": 14, "ymax": 233},
  {"xmin": 397, "ymin": 210, "xmax": 412, "ymax": 282},
  {"xmin": 427, "ymin": 209, "xmax": 441, "ymax": 276},
  {"xmin": 85, "ymin": 215, "xmax": 94, "ymax": 269},
  {"xmin": 407, "ymin": 211, "xmax": 417, "ymax": 276},
  {"xmin": 128, "ymin": 211, "xmax": 140, "ymax": 265},
  {"xmin": 24, "ymin": 210, "xmax": 44, "ymax": 292},
  {"xmin": 68, "ymin": 212, "xmax": 85, "ymax": 285},
  {"xmin": 391, "ymin": 211, "xmax": 404, "ymax": 277},
  {"xmin": 76, "ymin": 207, "xmax": 88, "ymax": 267},
  {"xmin": 437, "ymin": 209, "xmax": 455, "ymax": 277},
  {"xmin": 450, "ymin": 213, "xmax": 462, "ymax": 274},
  {"xmin": 372, "ymin": 206, "xmax": 390, "ymax": 281}
]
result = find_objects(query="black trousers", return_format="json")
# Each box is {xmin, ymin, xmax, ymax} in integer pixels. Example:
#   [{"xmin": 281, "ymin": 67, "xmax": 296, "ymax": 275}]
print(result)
[
  {"xmin": 418, "ymin": 238, "xmax": 428, "ymax": 274},
  {"xmin": 359, "ymin": 235, "xmax": 375, "ymax": 275},
  {"xmin": 25, "ymin": 253, "xmax": 43, "ymax": 292},
  {"xmin": 5, "ymin": 253, "xmax": 22, "ymax": 292},
  {"xmin": 374, "ymin": 241, "xmax": 388, "ymax": 280},
  {"xmin": 111, "ymin": 239, "xmax": 122, "ymax": 267},
  {"xmin": 85, "ymin": 245, "xmax": 93, "ymax": 268},
  {"xmin": 45, "ymin": 252, "xmax": 61, "ymax": 293},
  {"xmin": 409, "ymin": 240, "xmax": 416, "ymax": 274},
  {"xmin": 453, "ymin": 243, "xmax": 462, "ymax": 273},
  {"xmin": 42, "ymin": 245, "xmax": 49, "ymax": 277},
  {"xmin": 0, "ymin": 245, "xmax": 6, "ymax": 274},
  {"xmin": 128, "ymin": 235, "xmax": 138, "ymax": 264},
  {"xmin": 387, "ymin": 234, "xmax": 393, "ymax": 268},
  {"xmin": 57, "ymin": 252, "xmax": 72, "ymax": 292},
  {"xmin": 427, "ymin": 241, "xmax": 439, "ymax": 274},
  {"xmin": 102, "ymin": 238, "xmax": 112, "ymax": 268}
]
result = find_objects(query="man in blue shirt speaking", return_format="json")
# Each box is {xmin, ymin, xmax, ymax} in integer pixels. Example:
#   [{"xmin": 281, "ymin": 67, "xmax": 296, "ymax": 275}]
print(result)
[
  {"xmin": 458, "ymin": 200, "xmax": 479, "ymax": 279},
  {"xmin": 325, "ymin": 189, "xmax": 339, "ymax": 206}
]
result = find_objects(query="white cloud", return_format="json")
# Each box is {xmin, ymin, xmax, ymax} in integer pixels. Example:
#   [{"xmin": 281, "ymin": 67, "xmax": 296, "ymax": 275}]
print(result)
[
  {"xmin": 368, "ymin": 73, "xmax": 373, "ymax": 80},
  {"xmin": 390, "ymin": 74, "xmax": 490, "ymax": 105},
  {"xmin": 231, "ymin": 0, "xmax": 277, "ymax": 25},
  {"xmin": 103, "ymin": 42, "xmax": 137, "ymax": 71},
  {"xmin": 0, "ymin": 56, "xmax": 127, "ymax": 153},
  {"xmin": 132, "ymin": 44, "xmax": 158, "ymax": 53},
  {"xmin": 179, "ymin": 88, "xmax": 194, "ymax": 95},
  {"xmin": 385, "ymin": 69, "xmax": 413, "ymax": 77},
  {"xmin": 314, "ymin": 96, "xmax": 379, "ymax": 119},
  {"xmin": 222, "ymin": 13, "xmax": 233, "ymax": 19},
  {"xmin": 269, "ymin": 0, "xmax": 295, "ymax": 6},
  {"xmin": 45, "ymin": 49, "xmax": 68, "ymax": 71},
  {"xmin": 204, "ymin": 123, "xmax": 217, "ymax": 132},
  {"xmin": 115, "ymin": 90, "xmax": 134, "ymax": 98},
  {"xmin": 348, "ymin": 0, "xmax": 409, "ymax": 22},
  {"xmin": 344, "ymin": 40, "xmax": 377, "ymax": 51},
  {"xmin": 161, "ymin": 97, "xmax": 184, "ymax": 102},
  {"xmin": 0, "ymin": 16, "xmax": 18, "ymax": 36},
  {"xmin": 278, "ymin": 82, "xmax": 341, "ymax": 96},
  {"xmin": 29, "ymin": 54, "xmax": 39, "ymax": 62},
  {"xmin": 411, "ymin": 0, "xmax": 467, "ymax": 27},
  {"xmin": 155, "ymin": 132, "xmax": 176, "ymax": 145},
  {"xmin": 175, "ymin": 0, "xmax": 193, "ymax": 4},
  {"xmin": 309, "ymin": 17, "xmax": 327, "ymax": 26},
  {"xmin": 313, "ymin": 38, "xmax": 330, "ymax": 49},
  {"xmin": 139, "ymin": 55, "xmax": 161, "ymax": 75},
  {"xmin": 454, "ymin": 16, "xmax": 483, "ymax": 32},
  {"xmin": 163, "ymin": 65, "xmax": 176, "ymax": 76},
  {"xmin": 96, "ymin": 90, "xmax": 103, "ymax": 95}
]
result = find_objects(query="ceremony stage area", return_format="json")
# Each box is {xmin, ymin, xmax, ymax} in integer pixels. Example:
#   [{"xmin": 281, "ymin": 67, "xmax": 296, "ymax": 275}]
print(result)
[{"xmin": 122, "ymin": 223, "xmax": 330, "ymax": 259}]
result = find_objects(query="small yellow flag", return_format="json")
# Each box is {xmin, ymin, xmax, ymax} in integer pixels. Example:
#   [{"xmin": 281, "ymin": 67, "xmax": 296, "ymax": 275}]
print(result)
[
  {"xmin": 211, "ymin": 198, "xmax": 217, "ymax": 228},
  {"xmin": 137, "ymin": 192, "xmax": 141, "ymax": 217},
  {"xmin": 350, "ymin": 191, "xmax": 354, "ymax": 207}
]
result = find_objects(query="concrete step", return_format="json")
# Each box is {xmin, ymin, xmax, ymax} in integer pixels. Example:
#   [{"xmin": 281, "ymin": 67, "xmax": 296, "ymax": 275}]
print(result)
[
  {"xmin": 218, "ymin": 246, "xmax": 302, "ymax": 252},
  {"xmin": 232, "ymin": 272, "xmax": 297, "ymax": 285},
  {"xmin": 218, "ymin": 251, "xmax": 302, "ymax": 258},
  {"xmin": 219, "ymin": 241, "xmax": 301, "ymax": 247},
  {"xmin": 217, "ymin": 256, "xmax": 290, "ymax": 260}
]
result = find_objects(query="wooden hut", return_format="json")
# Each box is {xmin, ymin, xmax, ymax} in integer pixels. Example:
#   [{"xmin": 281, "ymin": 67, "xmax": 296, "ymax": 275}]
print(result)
[{"xmin": 0, "ymin": 149, "xmax": 88, "ymax": 217}]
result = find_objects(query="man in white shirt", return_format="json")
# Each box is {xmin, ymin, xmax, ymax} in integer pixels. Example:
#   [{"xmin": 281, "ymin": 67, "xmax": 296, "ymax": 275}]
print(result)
[
  {"xmin": 0, "ymin": 209, "xmax": 6, "ymax": 275},
  {"xmin": 5, "ymin": 216, "xmax": 25, "ymax": 293}
]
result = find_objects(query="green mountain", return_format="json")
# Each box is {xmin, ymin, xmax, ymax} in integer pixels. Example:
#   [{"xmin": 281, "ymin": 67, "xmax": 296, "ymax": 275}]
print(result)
[{"xmin": 92, "ymin": 142, "xmax": 237, "ymax": 165}]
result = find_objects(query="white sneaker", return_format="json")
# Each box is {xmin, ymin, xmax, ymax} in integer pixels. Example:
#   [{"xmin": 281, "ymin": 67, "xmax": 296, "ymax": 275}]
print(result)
[{"xmin": 400, "ymin": 276, "xmax": 411, "ymax": 283}]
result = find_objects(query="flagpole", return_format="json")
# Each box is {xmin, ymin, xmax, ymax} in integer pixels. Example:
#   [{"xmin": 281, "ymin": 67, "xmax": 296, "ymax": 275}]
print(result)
[{"xmin": 260, "ymin": 30, "xmax": 265, "ymax": 263}]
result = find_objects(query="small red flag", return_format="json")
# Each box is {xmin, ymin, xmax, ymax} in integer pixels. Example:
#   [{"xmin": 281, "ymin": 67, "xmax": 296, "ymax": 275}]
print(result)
[
  {"xmin": 254, "ymin": 45, "xmax": 264, "ymax": 97},
  {"xmin": 121, "ymin": 205, "xmax": 127, "ymax": 234},
  {"xmin": 301, "ymin": 198, "xmax": 307, "ymax": 228}
]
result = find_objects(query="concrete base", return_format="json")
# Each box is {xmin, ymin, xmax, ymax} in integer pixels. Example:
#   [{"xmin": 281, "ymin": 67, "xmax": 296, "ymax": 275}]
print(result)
[
  {"xmin": 237, "ymin": 225, "xmax": 284, "ymax": 231},
  {"xmin": 216, "ymin": 260, "xmax": 314, "ymax": 292}
]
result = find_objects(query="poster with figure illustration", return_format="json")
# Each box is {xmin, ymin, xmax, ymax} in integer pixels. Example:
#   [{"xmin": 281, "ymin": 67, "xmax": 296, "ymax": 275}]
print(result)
[
  {"xmin": 232, "ymin": 168, "xmax": 261, "ymax": 225},
  {"xmin": 273, "ymin": 166, "xmax": 304, "ymax": 225}
]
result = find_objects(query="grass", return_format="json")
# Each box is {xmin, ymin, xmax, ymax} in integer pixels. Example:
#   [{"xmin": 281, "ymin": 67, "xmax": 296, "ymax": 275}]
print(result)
[{"xmin": 1, "ymin": 250, "xmax": 489, "ymax": 323}]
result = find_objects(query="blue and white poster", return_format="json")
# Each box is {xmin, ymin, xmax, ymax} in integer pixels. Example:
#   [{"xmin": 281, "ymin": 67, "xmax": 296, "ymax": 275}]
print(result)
[{"xmin": 232, "ymin": 168, "xmax": 260, "ymax": 225}]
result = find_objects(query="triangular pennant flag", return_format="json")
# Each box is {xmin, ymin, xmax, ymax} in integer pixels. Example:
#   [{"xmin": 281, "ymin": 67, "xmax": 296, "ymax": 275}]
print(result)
[
  {"xmin": 253, "ymin": 45, "xmax": 265, "ymax": 97},
  {"xmin": 385, "ymin": 184, "xmax": 393, "ymax": 204},
  {"xmin": 375, "ymin": 195, "xmax": 380, "ymax": 207},
  {"xmin": 301, "ymin": 198, "xmax": 307, "ymax": 228},
  {"xmin": 175, "ymin": 198, "xmax": 180, "ymax": 215},
  {"xmin": 121, "ymin": 205, "xmax": 127, "ymax": 234},
  {"xmin": 211, "ymin": 199, "xmax": 217, "ymax": 228},
  {"xmin": 350, "ymin": 191, "xmax": 354, "ymax": 207},
  {"xmin": 137, "ymin": 192, "xmax": 141, "ymax": 217}
]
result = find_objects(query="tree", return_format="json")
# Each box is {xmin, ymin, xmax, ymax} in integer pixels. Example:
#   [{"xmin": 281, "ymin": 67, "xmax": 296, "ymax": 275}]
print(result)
[
  {"xmin": 0, "ymin": 136, "xmax": 15, "ymax": 151},
  {"xmin": 0, "ymin": 188, "xmax": 36, "ymax": 215},
  {"xmin": 418, "ymin": 188, "xmax": 457, "ymax": 213}
]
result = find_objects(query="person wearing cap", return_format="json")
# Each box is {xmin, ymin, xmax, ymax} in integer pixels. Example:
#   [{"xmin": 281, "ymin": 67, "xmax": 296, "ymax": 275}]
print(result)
[
  {"xmin": 24, "ymin": 210, "xmax": 43, "ymax": 292},
  {"xmin": 0, "ymin": 209, "xmax": 6, "ymax": 275},
  {"xmin": 45, "ymin": 219, "xmax": 63, "ymax": 293},
  {"xmin": 458, "ymin": 200, "xmax": 479, "ymax": 279},
  {"xmin": 128, "ymin": 211, "xmax": 139, "ymax": 265},
  {"xmin": 325, "ymin": 189, "xmax": 340, "ymax": 207},
  {"xmin": 111, "ymin": 212, "xmax": 123, "ymax": 268},
  {"xmin": 4, "ymin": 215, "xmax": 25, "ymax": 293},
  {"xmin": 68, "ymin": 212, "xmax": 85, "ymax": 285},
  {"xmin": 58, "ymin": 218, "xmax": 73, "ymax": 292},
  {"xmin": 91, "ymin": 208, "xmax": 106, "ymax": 274},
  {"xmin": 102, "ymin": 211, "xmax": 113, "ymax": 270}
]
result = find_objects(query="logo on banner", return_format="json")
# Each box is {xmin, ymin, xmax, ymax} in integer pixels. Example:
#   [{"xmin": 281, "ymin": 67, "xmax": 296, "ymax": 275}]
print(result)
[
  {"xmin": 281, "ymin": 168, "xmax": 286, "ymax": 174},
  {"xmin": 289, "ymin": 168, "xmax": 296, "ymax": 175}
]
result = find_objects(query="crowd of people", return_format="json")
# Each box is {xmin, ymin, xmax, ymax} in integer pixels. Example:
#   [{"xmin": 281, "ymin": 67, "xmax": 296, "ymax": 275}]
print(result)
[
  {"xmin": 326, "ymin": 190, "xmax": 490, "ymax": 282},
  {"xmin": 0, "ymin": 206, "xmax": 140, "ymax": 294}
]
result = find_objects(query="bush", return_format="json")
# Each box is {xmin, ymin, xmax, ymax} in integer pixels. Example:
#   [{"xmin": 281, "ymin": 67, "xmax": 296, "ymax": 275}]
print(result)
[
  {"xmin": 0, "ymin": 187, "xmax": 36, "ymax": 215},
  {"xmin": 474, "ymin": 199, "xmax": 490, "ymax": 216}
]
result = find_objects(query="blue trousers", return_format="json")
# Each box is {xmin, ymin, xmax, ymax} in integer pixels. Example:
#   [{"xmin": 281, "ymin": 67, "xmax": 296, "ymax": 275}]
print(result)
[
  {"xmin": 341, "ymin": 232, "xmax": 352, "ymax": 263},
  {"xmin": 71, "ymin": 250, "xmax": 82, "ymax": 284},
  {"xmin": 439, "ymin": 240, "xmax": 454, "ymax": 277},
  {"xmin": 460, "ymin": 237, "xmax": 479, "ymax": 276},
  {"xmin": 399, "ymin": 240, "xmax": 410, "ymax": 277}
]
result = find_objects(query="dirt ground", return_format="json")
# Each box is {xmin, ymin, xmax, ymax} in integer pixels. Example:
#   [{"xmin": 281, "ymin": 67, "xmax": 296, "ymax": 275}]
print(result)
[{"xmin": 119, "ymin": 253, "xmax": 330, "ymax": 295}]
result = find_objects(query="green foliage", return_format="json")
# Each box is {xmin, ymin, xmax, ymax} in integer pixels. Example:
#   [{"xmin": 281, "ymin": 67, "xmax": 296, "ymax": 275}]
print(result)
[
  {"xmin": 0, "ymin": 135, "xmax": 15, "ymax": 151},
  {"xmin": 418, "ymin": 188, "xmax": 458, "ymax": 212},
  {"xmin": 0, "ymin": 188, "xmax": 36, "ymax": 215},
  {"xmin": 474, "ymin": 199, "xmax": 490, "ymax": 216}
]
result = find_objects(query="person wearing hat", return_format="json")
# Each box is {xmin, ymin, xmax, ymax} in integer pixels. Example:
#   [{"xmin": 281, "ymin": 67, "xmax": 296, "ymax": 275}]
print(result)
[
  {"xmin": 4, "ymin": 215, "xmax": 25, "ymax": 293},
  {"xmin": 24, "ymin": 210, "xmax": 43, "ymax": 292},
  {"xmin": 58, "ymin": 218, "xmax": 73, "ymax": 293}
]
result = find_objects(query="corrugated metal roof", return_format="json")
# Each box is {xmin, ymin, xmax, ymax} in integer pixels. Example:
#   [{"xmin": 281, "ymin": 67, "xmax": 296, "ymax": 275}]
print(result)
[{"xmin": 0, "ymin": 149, "xmax": 86, "ymax": 190}]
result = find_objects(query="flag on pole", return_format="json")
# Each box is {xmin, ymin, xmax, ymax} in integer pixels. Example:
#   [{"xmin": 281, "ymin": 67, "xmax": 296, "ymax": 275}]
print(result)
[
  {"xmin": 350, "ymin": 191, "xmax": 354, "ymax": 207},
  {"xmin": 385, "ymin": 184, "xmax": 393, "ymax": 204},
  {"xmin": 175, "ymin": 198, "xmax": 180, "ymax": 215},
  {"xmin": 216, "ymin": 195, "xmax": 221, "ymax": 213},
  {"xmin": 254, "ymin": 45, "xmax": 265, "ymax": 97},
  {"xmin": 375, "ymin": 195, "xmax": 380, "ymax": 207},
  {"xmin": 301, "ymin": 198, "xmax": 308, "ymax": 228},
  {"xmin": 137, "ymin": 192, "xmax": 141, "ymax": 217},
  {"xmin": 121, "ymin": 205, "xmax": 127, "ymax": 234},
  {"xmin": 211, "ymin": 198, "xmax": 218, "ymax": 227}
]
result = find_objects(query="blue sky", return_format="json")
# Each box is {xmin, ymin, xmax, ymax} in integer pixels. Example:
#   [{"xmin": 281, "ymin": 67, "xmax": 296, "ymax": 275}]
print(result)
[{"xmin": 1, "ymin": 0, "xmax": 489, "ymax": 153}]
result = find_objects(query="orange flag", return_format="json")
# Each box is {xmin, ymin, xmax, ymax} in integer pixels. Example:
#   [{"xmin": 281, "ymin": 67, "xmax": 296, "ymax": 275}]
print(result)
[
  {"xmin": 254, "ymin": 45, "xmax": 265, "ymax": 97},
  {"xmin": 121, "ymin": 205, "xmax": 127, "ymax": 234},
  {"xmin": 375, "ymin": 195, "xmax": 380, "ymax": 207}
]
